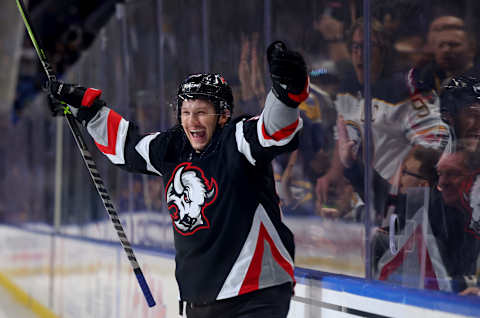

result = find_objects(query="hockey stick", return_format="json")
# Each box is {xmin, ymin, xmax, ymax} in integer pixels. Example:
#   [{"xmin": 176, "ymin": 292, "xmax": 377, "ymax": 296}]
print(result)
[{"xmin": 15, "ymin": 0, "xmax": 156, "ymax": 308}]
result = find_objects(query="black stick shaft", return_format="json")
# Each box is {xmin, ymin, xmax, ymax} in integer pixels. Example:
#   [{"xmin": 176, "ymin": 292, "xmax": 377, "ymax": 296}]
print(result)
[
  {"xmin": 64, "ymin": 115, "xmax": 156, "ymax": 307},
  {"xmin": 15, "ymin": 0, "xmax": 155, "ymax": 307}
]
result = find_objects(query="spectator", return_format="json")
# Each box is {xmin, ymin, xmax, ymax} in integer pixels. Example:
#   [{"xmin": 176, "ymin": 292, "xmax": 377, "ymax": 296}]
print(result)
[
  {"xmin": 237, "ymin": 32, "xmax": 266, "ymax": 116},
  {"xmin": 436, "ymin": 149, "xmax": 473, "ymax": 207},
  {"xmin": 301, "ymin": 59, "xmax": 341, "ymax": 152},
  {"xmin": 276, "ymin": 150, "xmax": 315, "ymax": 215},
  {"xmin": 415, "ymin": 15, "xmax": 477, "ymax": 94},
  {"xmin": 315, "ymin": 174, "xmax": 359, "ymax": 221},
  {"xmin": 338, "ymin": 113, "xmax": 480, "ymax": 293},
  {"xmin": 425, "ymin": 15, "xmax": 466, "ymax": 59},
  {"xmin": 339, "ymin": 68, "xmax": 480, "ymax": 293},
  {"xmin": 275, "ymin": 109, "xmax": 326, "ymax": 216},
  {"xmin": 315, "ymin": 18, "xmax": 449, "ymax": 215}
]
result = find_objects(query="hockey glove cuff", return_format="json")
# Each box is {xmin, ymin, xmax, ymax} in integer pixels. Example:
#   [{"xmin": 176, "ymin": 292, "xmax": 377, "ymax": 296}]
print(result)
[{"xmin": 267, "ymin": 41, "xmax": 309, "ymax": 108}]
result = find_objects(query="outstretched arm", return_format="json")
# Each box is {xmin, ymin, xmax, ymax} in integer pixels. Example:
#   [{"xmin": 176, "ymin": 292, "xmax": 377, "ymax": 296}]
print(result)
[{"xmin": 49, "ymin": 82, "xmax": 170, "ymax": 176}]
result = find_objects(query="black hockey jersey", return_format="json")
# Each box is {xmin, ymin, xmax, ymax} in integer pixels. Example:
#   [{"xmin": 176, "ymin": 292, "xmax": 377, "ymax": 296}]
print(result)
[{"xmin": 84, "ymin": 91, "xmax": 302, "ymax": 303}]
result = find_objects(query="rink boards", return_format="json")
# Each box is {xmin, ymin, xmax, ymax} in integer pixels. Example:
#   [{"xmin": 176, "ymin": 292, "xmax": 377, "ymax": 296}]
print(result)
[{"xmin": 0, "ymin": 224, "xmax": 479, "ymax": 318}]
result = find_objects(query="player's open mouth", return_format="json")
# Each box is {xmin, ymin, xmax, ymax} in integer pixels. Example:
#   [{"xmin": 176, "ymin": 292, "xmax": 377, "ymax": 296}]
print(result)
[{"xmin": 191, "ymin": 130, "xmax": 206, "ymax": 139}]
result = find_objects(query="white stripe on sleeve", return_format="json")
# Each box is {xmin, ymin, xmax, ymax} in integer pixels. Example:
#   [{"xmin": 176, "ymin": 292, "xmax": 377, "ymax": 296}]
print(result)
[
  {"xmin": 135, "ymin": 133, "xmax": 162, "ymax": 176},
  {"xmin": 235, "ymin": 120, "xmax": 256, "ymax": 166}
]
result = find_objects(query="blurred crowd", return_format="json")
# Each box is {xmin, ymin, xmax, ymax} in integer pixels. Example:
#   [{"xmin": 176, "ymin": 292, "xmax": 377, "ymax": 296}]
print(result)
[
  {"xmin": 224, "ymin": 3, "xmax": 478, "ymax": 215},
  {"xmin": 12, "ymin": 0, "xmax": 116, "ymax": 122}
]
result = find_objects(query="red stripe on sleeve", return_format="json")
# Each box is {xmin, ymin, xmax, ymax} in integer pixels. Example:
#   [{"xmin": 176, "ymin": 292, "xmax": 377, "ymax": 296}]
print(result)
[
  {"xmin": 81, "ymin": 88, "xmax": 102, "ymax": 107},
  {"xmin": 262, "ymin": 119, "xmax": 299, "ymax": 141},
  {"xmin": 95, "ymin": 110, "xmax": 121, "ymax": 155}
]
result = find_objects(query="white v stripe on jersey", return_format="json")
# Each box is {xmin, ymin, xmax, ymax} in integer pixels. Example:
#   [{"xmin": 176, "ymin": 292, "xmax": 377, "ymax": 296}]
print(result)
[
  {"xmin": 135, "ymin": 133, "xmax": 162, "ymax": 176},
  {"xmin": 217, "ymin": 204, "xmax": 294, "ymax": 300}
]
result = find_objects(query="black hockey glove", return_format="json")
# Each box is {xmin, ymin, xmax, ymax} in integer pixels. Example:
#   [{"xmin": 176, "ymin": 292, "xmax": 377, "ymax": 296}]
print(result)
[
  {"xmin": 267, "ymin": 41, "xmax": 309, "ymax": 108},
  {"xmin": 49, "ymin": 81, "xmax": 105, "ymax": 125},
  {"xmin": 47, "ymin": 93, "xmax": 67, "ymax": 117}
]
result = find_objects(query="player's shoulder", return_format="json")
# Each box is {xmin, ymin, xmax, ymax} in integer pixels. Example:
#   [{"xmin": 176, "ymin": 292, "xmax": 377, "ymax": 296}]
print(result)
[
  {"xmin": 226, "ymin": 115, "xmax": 253, "ymax": 130},
  {"xmin": 220, "ymin": 115, "xmax": 256, "ymax": 141}
]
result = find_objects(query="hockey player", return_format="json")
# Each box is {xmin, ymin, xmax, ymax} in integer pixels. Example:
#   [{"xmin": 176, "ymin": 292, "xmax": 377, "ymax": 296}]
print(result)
[{"xmin": 48, "ymin": 41, "xmax": 308, "ymax": 318}]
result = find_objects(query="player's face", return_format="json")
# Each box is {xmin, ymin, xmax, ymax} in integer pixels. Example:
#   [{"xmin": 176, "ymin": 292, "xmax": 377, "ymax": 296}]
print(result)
[
  {"xmin": 181, "ymin": 99, "xmax": 227, "ymax": 152},
  {"xmin": 436, "ymin": 152, "xmax": 469, "ymax": 206},
  {"xmin": 455, "ymin": 103, "xmax": 480, "ymax": 152}
]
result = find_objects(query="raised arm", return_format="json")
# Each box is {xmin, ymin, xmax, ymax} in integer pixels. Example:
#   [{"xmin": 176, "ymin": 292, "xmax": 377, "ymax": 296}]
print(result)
[
  {"xmin": 260, "ymin": 41, "xmax": 309, "ymax": 145},
  {"xmin": 234, "ymin": 41, "xmax": 309, "ymax": 167}
]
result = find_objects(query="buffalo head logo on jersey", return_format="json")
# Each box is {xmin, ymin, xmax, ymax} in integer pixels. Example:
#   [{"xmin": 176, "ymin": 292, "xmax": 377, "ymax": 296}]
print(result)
[{"xmin": 166, "ymin": 163, "xmax": 218, "ymax": 235}]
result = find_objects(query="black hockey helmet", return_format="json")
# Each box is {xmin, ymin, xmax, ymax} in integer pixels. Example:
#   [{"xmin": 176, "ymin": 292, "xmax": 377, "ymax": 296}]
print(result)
[
  {"xmin": 176, "ymin": 73, "xmax": 234, "ymax": 122},
  {"xmin": 440, "ymin": 73, "xmax": 480, "ymax": 125}
]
